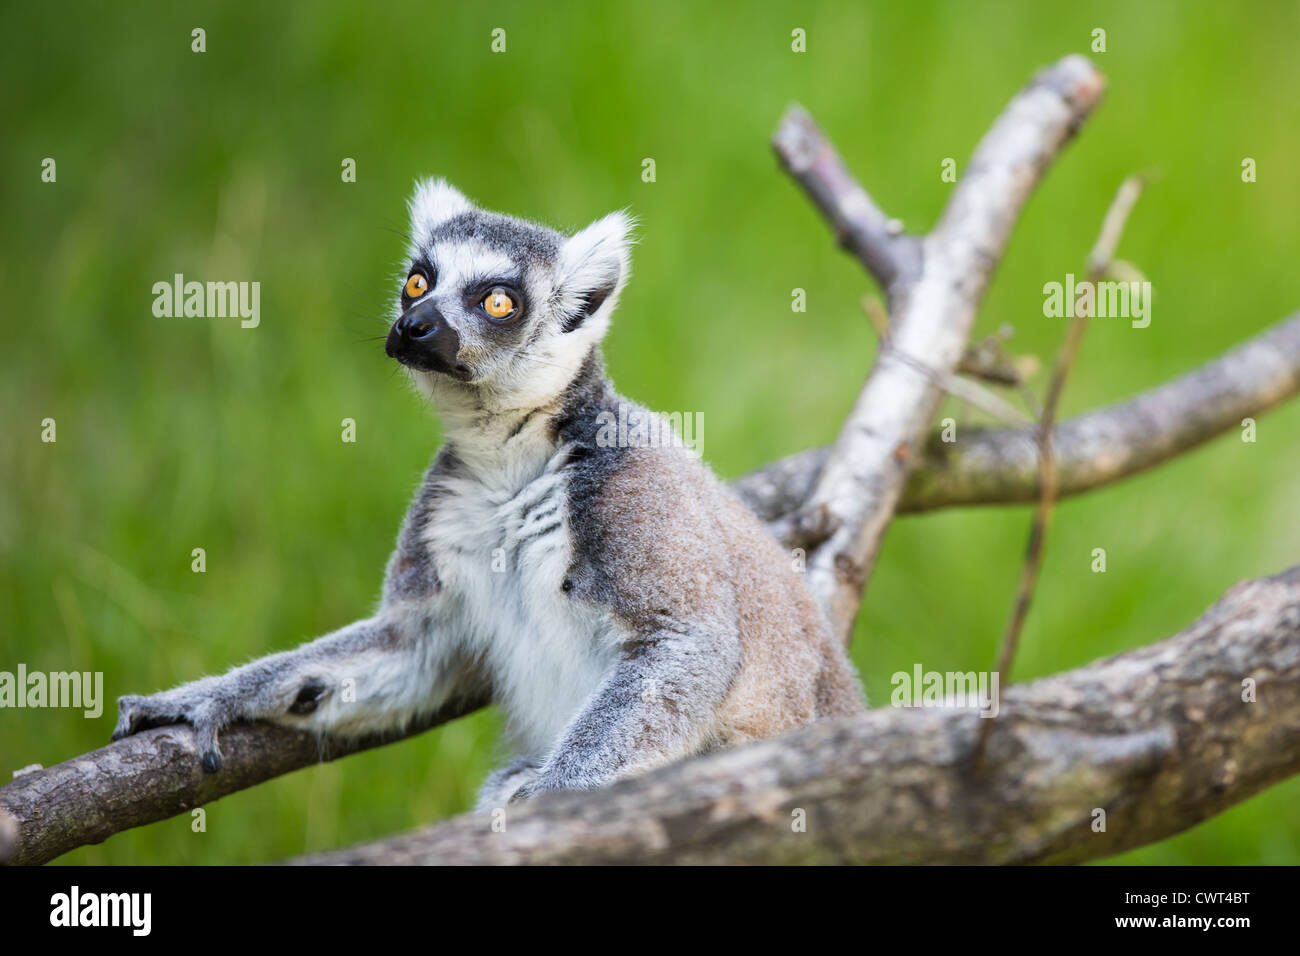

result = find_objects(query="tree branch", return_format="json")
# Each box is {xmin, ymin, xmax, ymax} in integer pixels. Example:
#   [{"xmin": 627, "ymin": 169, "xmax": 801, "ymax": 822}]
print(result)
[
  {"xmin": 773, "ymin": 106, "xmax": 922, "ymax": 296},
  {"xmin": 0, "ymin": 690, "xmax": 489, "ymax": 866},
  {"xmin": 779, "ymin": 55, "xmax": 1107, "ymax": 644},
  {"xmin": 737, "ymin": 311, "xmax": 1300, "ymax": 531},
  {"xmin": 290, "ymin": 564, "xmax": 1300, "ymax": 865}
]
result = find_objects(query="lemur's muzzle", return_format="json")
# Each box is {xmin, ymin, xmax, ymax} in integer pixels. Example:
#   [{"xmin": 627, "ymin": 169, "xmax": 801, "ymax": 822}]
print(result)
[{"xmin": 386, "ymin": 299, "xmax": 470, "ymax": 380}]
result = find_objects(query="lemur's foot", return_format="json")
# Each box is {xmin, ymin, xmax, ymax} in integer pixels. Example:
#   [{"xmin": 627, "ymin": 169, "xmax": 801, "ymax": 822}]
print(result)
[
  {"xmin": 507, "ymin": 781, "xmax": 541, "ymax": 804},
  {"xmin": 113, "ymin": 690, "xmax": 230, "ymax": 773},
  {"xmin": 508, "ymin": 774, "xmax": 586, "ymax": 804},
  {"xmin": 477, "ymin": 757, "xmax": 544, "ymax": 810}
]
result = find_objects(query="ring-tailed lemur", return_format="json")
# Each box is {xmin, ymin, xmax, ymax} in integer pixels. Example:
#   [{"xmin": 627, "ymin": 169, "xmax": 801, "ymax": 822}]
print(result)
[{"xmin": 113, "ymin": 180, "xmax": 864, "ymax": 806}]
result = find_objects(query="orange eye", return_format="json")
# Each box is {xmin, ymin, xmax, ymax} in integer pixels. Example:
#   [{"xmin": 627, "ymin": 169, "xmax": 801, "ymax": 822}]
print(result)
[
  {"xmin": 404, "ymin": 273, "xmax": 428, "ymax": 298},
  {"xmin": 483, "ymin": 287, "xmax": 516, "ymax": 319}
]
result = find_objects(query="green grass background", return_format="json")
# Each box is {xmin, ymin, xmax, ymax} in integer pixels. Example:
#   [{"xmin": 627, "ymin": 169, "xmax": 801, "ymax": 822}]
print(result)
[{"xmin": 1, "ymin": 1, "xmax": 1297, "ymax": 864}]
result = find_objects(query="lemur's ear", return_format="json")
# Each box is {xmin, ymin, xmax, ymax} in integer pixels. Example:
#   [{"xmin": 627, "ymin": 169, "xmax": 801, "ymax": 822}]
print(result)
[
  {"xmin": 557, "ymin": 210, "xmax": 633, "ymax": 333},
  {"xmin": 408, "ymin": 178, "xmax": 474, "ymax": 238}
]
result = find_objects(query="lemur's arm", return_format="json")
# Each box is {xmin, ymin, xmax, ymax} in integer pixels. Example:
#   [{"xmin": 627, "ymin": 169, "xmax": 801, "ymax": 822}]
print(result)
[
  {"xmin": 495, "ymin": 447, "xmax": 744, "ymax": 803},
  {"xmin": 113, "ymin": 612, "xmax": 474, "ymax": 772},
  {"xmin": 115, "ymin": 484, "xmax": 472, "ymax": 774},
  {"xmin": 509, "ymin": 623, "xmax": 741, "ymax": 802}
]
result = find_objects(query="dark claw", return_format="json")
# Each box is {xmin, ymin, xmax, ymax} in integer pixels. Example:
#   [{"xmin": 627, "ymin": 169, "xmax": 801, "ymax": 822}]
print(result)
[
  {"xmin": 200, "ymin": 751, "xmax": 222, "ymax": 774},
  {"xmin": 288, "ymin": 679, "xmax": 328, "ymax": 715}
]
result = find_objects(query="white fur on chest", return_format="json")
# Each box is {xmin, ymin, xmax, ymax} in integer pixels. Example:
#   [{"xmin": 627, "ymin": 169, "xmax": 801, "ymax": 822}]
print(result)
[{"xmin": 421, "ymin": 437, "xmax": 618, "ymax": 755}]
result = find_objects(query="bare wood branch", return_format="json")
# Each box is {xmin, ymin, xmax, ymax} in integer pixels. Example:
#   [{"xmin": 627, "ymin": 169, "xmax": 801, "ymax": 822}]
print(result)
[
  {"xmin": 736, "ymin": 311, "xmax": 1300, "ymax": 530},
  {"xmin": 782, "ymin": 56, "xmax": 1107, "ymax": 644},
  {"xmin": 291, "ymin": 564, "xmax": 1300, "ymax": 865},
  {"xmin": 773, "ymin": 108, "xmax": 922, "ymax": 295},
  {"xmin": 0, "ymin": 690, "xmax": 488, "ymax": 866}
]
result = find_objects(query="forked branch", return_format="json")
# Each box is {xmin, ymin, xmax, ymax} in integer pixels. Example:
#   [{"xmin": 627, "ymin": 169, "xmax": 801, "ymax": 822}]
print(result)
[{"xmin": 774, "ymin": 55, "xmax": 1107, "ymax": 644}]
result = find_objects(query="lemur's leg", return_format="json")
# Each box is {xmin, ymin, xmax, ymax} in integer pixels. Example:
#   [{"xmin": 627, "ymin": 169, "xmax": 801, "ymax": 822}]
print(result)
[
  {"xmin": 113, "ymin": 614, "xmax": 472, "ymax": 773},
  {"xmin": 512, "ymin": 627, "xmax": 741, "ymax": 801}
]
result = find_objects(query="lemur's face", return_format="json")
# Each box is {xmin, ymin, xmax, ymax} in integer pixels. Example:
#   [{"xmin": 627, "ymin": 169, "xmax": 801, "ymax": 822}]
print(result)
[{"xmin": 388, "ymin": 179, "xmax": 631, "ymax": 408}]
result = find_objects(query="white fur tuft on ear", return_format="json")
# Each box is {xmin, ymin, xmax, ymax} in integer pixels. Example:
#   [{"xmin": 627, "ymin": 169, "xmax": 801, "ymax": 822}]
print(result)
[
  {"xmin": 408, "ymin": 178, "xmax": 474, "ymax": 240},
  {"xmin": 557, "ymin": 210, "xmax": 635, "ymax": 333}
]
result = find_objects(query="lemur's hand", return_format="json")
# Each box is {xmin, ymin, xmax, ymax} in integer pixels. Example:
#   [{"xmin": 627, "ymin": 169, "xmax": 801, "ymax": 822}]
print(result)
[
  {"xmin": 111, "ymin": 618, "xmax": 407, "ymax": 775},
  {"xmin": 113, "ymin": 673, "xmax": 329, "ymax": 774},
  {"xmin": 112, "ymin": 679, "xmax": 237, "ymax": 773}
]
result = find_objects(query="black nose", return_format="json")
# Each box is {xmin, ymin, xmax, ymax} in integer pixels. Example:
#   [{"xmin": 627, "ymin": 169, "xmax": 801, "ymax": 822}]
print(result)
[
  {"xmin": 392, "ymin": 312, "xmax": 439, "ymax": 341},
  {"xmin": 386, "ymin": 300, "xmax": 468, "ymax": 379}
]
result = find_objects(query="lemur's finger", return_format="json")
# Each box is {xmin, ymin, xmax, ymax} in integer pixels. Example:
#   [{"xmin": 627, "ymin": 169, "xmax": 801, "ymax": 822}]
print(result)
[
  {"xmin": 112, "ymin": 695, "xmax": 174, "ymax": 739},
  {"xmin": 111, "ymin": 696, "xmax": 143, "ymax": 740},
  {"xmin": 112, "ymin": 694, "xmax": 188, "ymax": 739},
  {"xmin": 190, "ymin": 702, "xmax": 224, "ymax": 773}
]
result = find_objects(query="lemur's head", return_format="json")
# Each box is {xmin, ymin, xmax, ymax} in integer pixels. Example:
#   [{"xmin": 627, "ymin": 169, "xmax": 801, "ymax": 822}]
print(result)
[{"xmin": 388, "ymin": 179, "xmax": 632, "ymax": 410}]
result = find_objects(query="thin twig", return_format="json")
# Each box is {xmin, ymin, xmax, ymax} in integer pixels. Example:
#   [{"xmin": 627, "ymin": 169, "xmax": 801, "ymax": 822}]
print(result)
[
  {"xmin": 975, "ymin": 174, "xmax": 1148, "ymax": 766},
  {"xmin": 890, "ymin": 348, "xmax": 1035, "ymax": 427},
  {"xmin": 957, "ymin": 331, "xmax": 1028, "ymax": 386},
  {"xmin": 863, "ymin": 297, "xmax": 1032, "ymax": 427},
  {"xmin": 773, "ymin": 107, "xmax": 923, "ymax": 296}
]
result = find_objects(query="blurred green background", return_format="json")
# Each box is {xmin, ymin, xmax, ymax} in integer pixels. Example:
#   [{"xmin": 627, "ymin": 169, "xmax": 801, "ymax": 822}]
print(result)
[{"xmin": 2, "ymin": 1, "xmax": 1297, "ymax": 865}]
